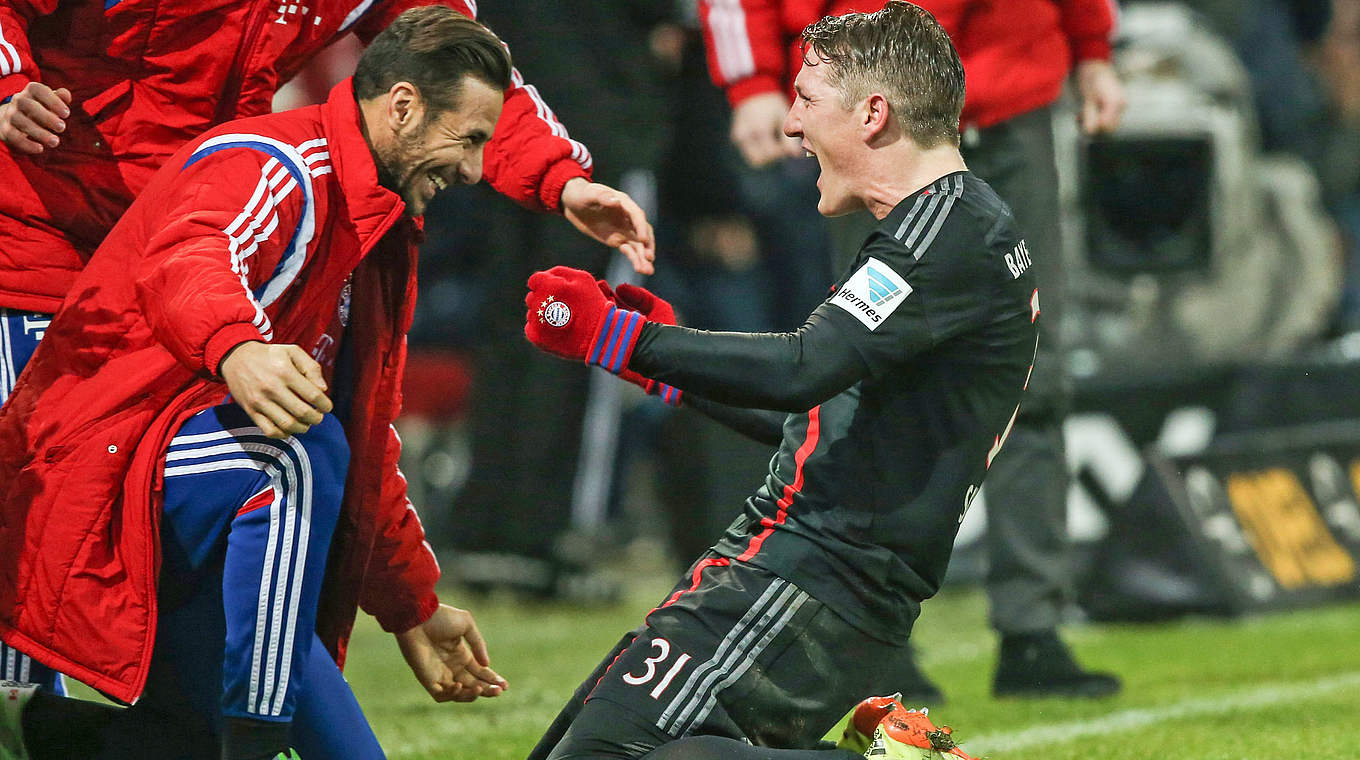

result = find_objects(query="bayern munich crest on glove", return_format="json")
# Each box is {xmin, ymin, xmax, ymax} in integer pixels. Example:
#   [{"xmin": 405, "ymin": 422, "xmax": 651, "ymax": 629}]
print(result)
[{"xmin": 539, "ymin": 296, "xmax": 572, "ymax": 328}]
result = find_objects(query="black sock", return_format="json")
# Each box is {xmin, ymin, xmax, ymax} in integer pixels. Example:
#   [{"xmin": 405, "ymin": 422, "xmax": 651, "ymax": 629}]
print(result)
[
  {"xmin": 21, "ymin": 691, "xmax": 122, "ymax": 760},
  {"xmin": 221, "ymin": 717, "xmax": 291, "ymax": 760}
]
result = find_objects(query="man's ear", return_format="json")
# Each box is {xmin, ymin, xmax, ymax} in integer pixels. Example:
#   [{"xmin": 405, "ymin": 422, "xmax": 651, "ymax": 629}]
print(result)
[
  {"xmin": 862, "ymin": 92, "xmax": 893, "ymax": 141},
  {"xmin": 386, "ymin": 81, "xmax": 425, "ymax": 135}
]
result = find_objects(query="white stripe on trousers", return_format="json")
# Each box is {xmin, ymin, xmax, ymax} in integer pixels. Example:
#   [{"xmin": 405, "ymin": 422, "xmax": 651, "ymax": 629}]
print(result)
[
  {"xmin": 0, "ymin": 312, "xmax": 14, "ymax": 401},
  {"xmin": 165, "ymin": 428, "xmax": 314, "ymax": 716}
]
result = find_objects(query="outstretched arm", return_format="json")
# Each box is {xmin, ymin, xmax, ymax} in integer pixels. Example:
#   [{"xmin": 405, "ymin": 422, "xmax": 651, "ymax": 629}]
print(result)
[
  {"xmin": 629, "ymin": 317, "xmax": 869, "ymax": 413},
  {"xmin": 560, "ymin": 178, "xmax": 656, "ymax": 275},
  {"xmin": 524, "ymin": 266, "xmax": 870, "ymax": 414},
  {"xmin": 353, "ymin": 1, "xmax": 655, "ymax": 272},
  {"xmin": 584, "ymin": 278, "xmax": 827, "ymax": 443}
]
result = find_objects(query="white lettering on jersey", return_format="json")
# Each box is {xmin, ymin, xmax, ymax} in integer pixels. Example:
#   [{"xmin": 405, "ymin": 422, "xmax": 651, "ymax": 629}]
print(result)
[
  {"xmin": 830, "ymin": 257, "xmax": 912, "ymax": 331},
  {"xmin": 21, "ymin": 314, "xmax": 50, "ymax": 341},
  {"xmin": 1005, "ymin": 239, "xmax": 1033, "ymax": 279}
]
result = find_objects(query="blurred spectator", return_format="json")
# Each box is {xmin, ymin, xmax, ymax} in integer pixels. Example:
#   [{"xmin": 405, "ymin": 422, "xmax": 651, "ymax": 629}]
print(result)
[
  {"xmin": 1309, "ymin": 0, "xmax": 1360, "ymax": 332},
  {"xmin": 1055, "ymin": 2, "xmax": 1341, "ymax": 371},
  {"xmin": 1185, "ymin": 0, "xmax": 1360, "ymax": 332},
  {"xmin": 441, "ymin": 0, "xmax": 677, "ymax": 596}
]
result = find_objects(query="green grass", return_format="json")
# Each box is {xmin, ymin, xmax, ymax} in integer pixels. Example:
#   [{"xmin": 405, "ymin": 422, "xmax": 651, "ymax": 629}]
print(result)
[
  {"xmin": 62, "ymin": 578, "xmax": 1360, "ymax": 758},
  {"xmin": 337, "ymin": 581, "xmax": 1360, "ymax": 760}
]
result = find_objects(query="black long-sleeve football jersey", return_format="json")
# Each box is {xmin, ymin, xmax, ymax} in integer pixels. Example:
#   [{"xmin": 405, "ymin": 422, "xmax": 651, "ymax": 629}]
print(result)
[{"xmin": 631, "ymin": 171, "xmax": 1039, "ymax": 642}]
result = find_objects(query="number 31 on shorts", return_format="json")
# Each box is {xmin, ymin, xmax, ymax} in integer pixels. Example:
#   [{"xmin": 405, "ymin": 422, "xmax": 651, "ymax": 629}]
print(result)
[{"xmin": 622, "ymin": 637, "xmax": 692, "ymax": 700}]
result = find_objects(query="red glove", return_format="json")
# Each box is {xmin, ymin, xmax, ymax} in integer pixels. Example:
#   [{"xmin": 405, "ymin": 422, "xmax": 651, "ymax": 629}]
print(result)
[
  {"xmin": 614, "ymin": 283, "xmax": 677, "ymax": 325},
  {"xmin": 609, "ymin": 282, "xmax": 682, "ymax": 405},
  {"xmin": 526, "ymin": 266, "xmax": 645, "ymax": 373}
]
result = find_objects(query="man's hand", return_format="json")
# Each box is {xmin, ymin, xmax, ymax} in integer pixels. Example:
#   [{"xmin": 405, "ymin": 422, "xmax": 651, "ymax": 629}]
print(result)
[
  {"xmin": 730, "ymin": 91, "xmax": 803, "ymax": 168},
  {"xmin": 396, "ymin": 604, "xmax": 507, "ymax": 703},
  {"xmin": 218, "ymin": 341, "xmax": 333, "ymax": 439},
  {"xmin": 1074, "ymin": 60, "xmax": 1126, "ymax": 136},
  {"xmin": 0, "ymin": 82, "xmax": 72, "ymax": 154},
  {"xmin": 560, "ymin": 178, "xmax": 657, "ymax": 275}
]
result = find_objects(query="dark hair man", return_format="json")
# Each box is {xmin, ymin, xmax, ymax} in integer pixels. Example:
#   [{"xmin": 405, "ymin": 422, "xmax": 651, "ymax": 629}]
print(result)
[
  {"xmin": 0, "ymin": 0, "xmax": 655, "ymax": 694},
  {"xmin": 0, "ymin": 8, "xmax": 511, "ymax": 759},
  {"xmin": 520, "ymin": 4, "xmax": 1034, "ymax": 759}
]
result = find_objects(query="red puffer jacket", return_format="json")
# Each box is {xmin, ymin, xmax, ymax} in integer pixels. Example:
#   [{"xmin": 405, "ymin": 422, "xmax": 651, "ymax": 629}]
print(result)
[
  {"xmin": 0, "ymin": 79, "xmax": 435, "ymax": 704},
  {"xmin": 698, "ymin": 0, "xmax": 1115, "ymax": 128},
  {"xmin": 0, "ymin": 0, "xmax": 591, "ymax": 314}
]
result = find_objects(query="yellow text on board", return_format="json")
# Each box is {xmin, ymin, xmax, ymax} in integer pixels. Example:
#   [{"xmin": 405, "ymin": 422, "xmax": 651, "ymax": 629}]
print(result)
[{"xmin": 1226, "ymin": 467, "xmax": 1355, "ymax": 589}]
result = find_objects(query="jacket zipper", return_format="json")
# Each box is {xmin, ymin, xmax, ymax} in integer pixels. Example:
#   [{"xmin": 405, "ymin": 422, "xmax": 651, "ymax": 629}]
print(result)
[{"xmin": 214, "ymin": 0, "xmax": 273, "ymax": 125}]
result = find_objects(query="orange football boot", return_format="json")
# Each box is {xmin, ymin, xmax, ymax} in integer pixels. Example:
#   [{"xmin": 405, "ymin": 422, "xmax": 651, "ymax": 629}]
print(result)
[{"xmin": 868, "ymin": 706, "xmax": 978, "ymax": 760}]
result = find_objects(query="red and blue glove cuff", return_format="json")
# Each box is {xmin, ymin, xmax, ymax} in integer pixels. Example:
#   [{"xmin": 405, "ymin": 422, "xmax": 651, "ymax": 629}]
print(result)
[
  {"xmin": 587, "ymin": 304, "xmax": 645, "ymax": 374},
  {"xmin": 648, "ymin": 380, "xmax": 682, "ymax": 406}
]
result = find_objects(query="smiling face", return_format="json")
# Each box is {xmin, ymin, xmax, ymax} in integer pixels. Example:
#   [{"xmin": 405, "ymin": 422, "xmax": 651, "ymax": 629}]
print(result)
[
  {"xmin": 782, "ymin": 50, "xmax": 866, "ymax": 218},
  {"xmin": 379, "ymin": 75, "xmax": 503, "ymax": 217}
]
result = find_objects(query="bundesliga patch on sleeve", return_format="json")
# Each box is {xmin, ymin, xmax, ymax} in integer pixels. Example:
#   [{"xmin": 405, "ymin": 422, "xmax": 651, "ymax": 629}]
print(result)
[{"xmin": 830, "ymin": 257, "xmax": 912, "ymax": 330}]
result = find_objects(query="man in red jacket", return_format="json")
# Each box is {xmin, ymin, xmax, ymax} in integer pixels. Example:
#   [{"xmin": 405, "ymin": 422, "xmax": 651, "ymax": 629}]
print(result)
[
  {"xmin": 699, "ymin": 0, "xmax": 1126, "ymax": 700},
  {"xmin": 0, "ymin": 8, "xmax": 512, "ymax": 758},
  {"xmin": 0, "ymin": 0, "xmax": 655, "ymax": 695}
]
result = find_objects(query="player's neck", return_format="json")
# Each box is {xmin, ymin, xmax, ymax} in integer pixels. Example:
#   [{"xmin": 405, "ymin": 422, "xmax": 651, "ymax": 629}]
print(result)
[{"xmin": 861, "ymin": 143, "xmax": 967, "ymax": 219}]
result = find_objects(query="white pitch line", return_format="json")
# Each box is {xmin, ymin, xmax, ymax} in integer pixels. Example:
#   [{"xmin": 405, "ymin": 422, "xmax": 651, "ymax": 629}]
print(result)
[{"xmin": 963, "ymin": 671, "xmax": 1360, "ymax": 755}]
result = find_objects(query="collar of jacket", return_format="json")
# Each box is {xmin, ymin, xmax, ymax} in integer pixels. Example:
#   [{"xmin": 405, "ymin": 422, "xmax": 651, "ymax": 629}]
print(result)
[{"xmin": 319, "ymin": 78, "xmax": 420, "ymax": 246}]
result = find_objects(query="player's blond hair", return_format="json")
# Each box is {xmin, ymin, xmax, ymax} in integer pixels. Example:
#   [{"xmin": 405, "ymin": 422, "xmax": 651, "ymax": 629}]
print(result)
[{"xmin": 802, "ymin": 1, "xmax": 965, "ymax": 148}]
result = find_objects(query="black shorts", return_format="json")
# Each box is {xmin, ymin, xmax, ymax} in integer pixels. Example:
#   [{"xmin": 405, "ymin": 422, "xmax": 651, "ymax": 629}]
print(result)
[{"xmin": 545, "ymin": 556, "xmax": 917, "ymax": 760}]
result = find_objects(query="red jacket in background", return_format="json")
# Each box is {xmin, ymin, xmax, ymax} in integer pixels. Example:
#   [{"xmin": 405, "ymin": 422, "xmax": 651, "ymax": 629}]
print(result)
[
  {"xmin": 0, "ymin": 80, "xmax": 434, "ymax": 703},
  {"xmin": 0, "ymin": 0, "xmax": 592, "ymax": 314},
  {"xmin": 699, "ymin": 0, "xmax": 1116, "ymax": 128}
]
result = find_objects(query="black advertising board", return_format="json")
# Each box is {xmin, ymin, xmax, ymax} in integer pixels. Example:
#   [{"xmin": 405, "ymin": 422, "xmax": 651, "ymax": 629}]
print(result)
[{"xmin": 1082, "ymin": 422, "xmax": 1360, "ymax": 620}]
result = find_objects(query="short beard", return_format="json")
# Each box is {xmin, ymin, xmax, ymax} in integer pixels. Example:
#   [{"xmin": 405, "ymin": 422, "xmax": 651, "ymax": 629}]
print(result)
[{"xmin": 374, "ymin": 123, "xmax": 426, "ymax": 200}]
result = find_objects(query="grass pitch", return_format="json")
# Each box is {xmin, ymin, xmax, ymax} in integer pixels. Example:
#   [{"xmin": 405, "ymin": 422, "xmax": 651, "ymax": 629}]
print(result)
[{"xmin": 343, "ymin": 581, "xmax": 1360, "ymax": 760}]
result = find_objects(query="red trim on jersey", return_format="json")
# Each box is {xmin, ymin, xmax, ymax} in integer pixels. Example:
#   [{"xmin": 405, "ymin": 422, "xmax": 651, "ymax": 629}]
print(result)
[
  {"xmin": 235, "ymin": 487, "xmax": 275, "ymax": 518},
  {"xmin": 736, "ymin": 405, "xmax": 821, "ymax": 562},
  {"xmin": 648, "ymin": 556, "xmax": 731, "ymax": 619}
]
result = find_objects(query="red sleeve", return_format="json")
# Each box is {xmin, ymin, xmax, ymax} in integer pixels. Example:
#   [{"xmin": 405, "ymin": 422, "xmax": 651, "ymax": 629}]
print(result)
[
  {"xmin": 132, "ymin": 144, "xmax": 310, "ymax": 376},
  {"xmin": 351, "ymin": 0, "xmax": 592, "ymax": 212},
  {"xmin": 1060, "ymin": 0, "xmax": 1116, "ymax": 63},
  {"xmin": 698, "ymin": 0, "xmax": 788, "ymax": 107},
  {"xmin": 358, "ymin": 421, "xmax": 442, "ymax": 633},
  {"xmin": 0, "ymin": 0, "xmax": 57, "ymax": 101}
]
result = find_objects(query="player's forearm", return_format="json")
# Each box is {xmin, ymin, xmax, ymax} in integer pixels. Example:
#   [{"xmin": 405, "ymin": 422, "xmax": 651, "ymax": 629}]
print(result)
[
  {"xmin": 628, "ymin": 316, "xmax": 868, "ymax": 413},
  {"xmin": 681, "ymin": 394, "xmax": 786, "ymax": 446}
]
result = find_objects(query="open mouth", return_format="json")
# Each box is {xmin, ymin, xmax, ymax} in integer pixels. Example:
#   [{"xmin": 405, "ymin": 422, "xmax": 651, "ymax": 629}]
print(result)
[{"xmin": 429, "ymin": 172, "xmax": 449, "ymax": 191}]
